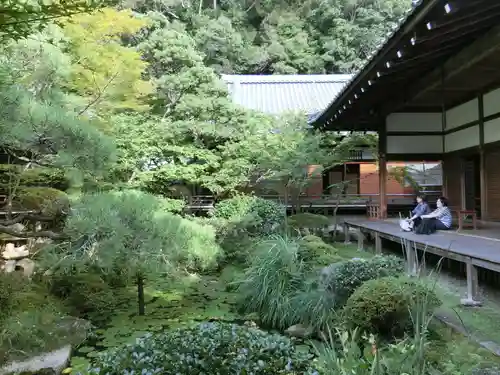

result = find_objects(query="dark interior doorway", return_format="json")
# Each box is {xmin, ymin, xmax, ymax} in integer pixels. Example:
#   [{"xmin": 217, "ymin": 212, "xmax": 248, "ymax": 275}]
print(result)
[{"xmin": 463, "ymin": 154, "xmax": 481, "ymax": 217}]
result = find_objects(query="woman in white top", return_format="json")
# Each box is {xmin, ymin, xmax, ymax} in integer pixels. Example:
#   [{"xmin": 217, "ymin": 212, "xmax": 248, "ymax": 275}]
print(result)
[{"xmin": 415, "ymin": 197, "xmax": 452, "ymax": 234}]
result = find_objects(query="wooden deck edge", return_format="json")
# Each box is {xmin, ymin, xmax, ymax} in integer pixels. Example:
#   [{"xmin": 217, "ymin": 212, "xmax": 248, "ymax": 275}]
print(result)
[
  {"xmin": 343, "ymin": 220, "xmax": 500, "ymax": 273},
  {"xmin": 452, "ymin": 231, "xmax": 500, "ymax": 242}
]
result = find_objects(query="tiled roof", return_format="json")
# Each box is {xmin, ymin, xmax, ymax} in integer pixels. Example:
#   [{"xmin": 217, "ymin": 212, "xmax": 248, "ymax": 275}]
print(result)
[{"xmin": 220, "ymin": 74, "xmax": 353, "ymax": 115}]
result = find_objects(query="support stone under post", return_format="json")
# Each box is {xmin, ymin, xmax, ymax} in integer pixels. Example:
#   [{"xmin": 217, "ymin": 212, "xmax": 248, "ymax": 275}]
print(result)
[
  {"xmin": 374, "ymin": 232, "xmax": 382, "ymax": 254},
  {"xmin": 357, "ymin": 229, "xmax": 364, "ymax": 251},
  {"xmin": 461, "ymin": 259, "xmax": 482, "ymax": 306}
]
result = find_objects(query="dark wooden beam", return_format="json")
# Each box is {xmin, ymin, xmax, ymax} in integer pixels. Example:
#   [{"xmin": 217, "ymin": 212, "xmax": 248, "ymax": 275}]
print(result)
[
  {"xmin": 415, "ymin": 2, "xmax": 500, "ymax": 47},
  {"xmin": 413, "ymin": 24, "xmax": 500, "ymax": 99}
]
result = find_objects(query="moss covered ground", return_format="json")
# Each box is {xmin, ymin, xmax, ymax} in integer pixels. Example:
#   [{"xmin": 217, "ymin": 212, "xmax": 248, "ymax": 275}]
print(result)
[
  {"xmin": 67, "ymin": 243, "xmax": 500, "ymax": 374},
  {"xmin": 68, "ymin": 271, "xmax": 249, "ymax": 373}
]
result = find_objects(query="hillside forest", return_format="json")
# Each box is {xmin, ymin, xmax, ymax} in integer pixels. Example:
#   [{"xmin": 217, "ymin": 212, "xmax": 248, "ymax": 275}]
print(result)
[{"xmin": 4, "ymin": 1, "xmax": 498, "ymax": 375}]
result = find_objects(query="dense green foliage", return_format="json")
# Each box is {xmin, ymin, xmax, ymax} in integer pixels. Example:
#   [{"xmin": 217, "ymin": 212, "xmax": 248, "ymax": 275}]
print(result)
[
  {"xmin": 85, "ymin": 322, "xmax": 318, "ymax": 374},
  {"xmin": 343, "ymin": 276, "xmax": 441, "ymax": 337},
  {"xmin": 324, "ymin": 255, "xmax": 405, "ymax": 305},
  {"xmin": 0, "ymin": 0, "xmax": 495, "ymax": 373},
  {"xmin": 124, "ymin": 0, "xmax": 410, "ymax": 75}
]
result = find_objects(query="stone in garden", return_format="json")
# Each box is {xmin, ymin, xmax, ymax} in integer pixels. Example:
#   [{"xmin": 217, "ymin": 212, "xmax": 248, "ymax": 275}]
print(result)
[
  {"xmin": 28, "ymin": 237, "xmax": 54, "ymax": 251},
  {"xmin": 2, "ymin": 260, "xmax": 16, "ymax": 273},
  {"xmin": 2, "ymin": 244, "xmax": 29, "ymax": 260},
  {"xmin": 319, "ymin": 262, "xmax": 342, "ymax": 289},
  {"xmin": 0, "ymin": 345, "xmax": 71, "ymax": 375},
  {"xmin": 284, "ymin": 324, "xmax": 313, "ymax": 338},
  {"xmin": 8, "ymin": 223, "xmax": 25, "ymax": 234},
  {"xmin": 16, "ymin": 258, "xmax": 35, "ymax": 278}
]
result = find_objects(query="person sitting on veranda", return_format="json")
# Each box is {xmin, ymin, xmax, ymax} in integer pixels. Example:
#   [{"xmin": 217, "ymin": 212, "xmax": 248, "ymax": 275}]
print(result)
[
  {"xmin": 407, "ymin": 194, "xmax": 431, "ymax": 230},
  {"xmin": 415, "ymin": 196, "xmax": 452, "ymax": 234}
]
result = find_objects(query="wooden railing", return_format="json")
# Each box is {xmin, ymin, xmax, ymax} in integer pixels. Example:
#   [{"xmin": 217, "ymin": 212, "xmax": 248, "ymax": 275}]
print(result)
[
  {"xmin": 347, "ymin": 149, "xmax": 375, "ymax": 160},
  {"xmin": 183, "ymin": 191, "xmax": 442, "ymax": 210}
]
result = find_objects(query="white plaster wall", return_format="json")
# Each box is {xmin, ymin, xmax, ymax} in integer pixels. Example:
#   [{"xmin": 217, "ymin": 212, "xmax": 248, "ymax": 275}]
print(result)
[
  {"xmin": 387, "ymin": 135, "xmax": 443, "ymax": 154},
  {"xmin": 386, "ymin": 113, "xmax": 442, "ymax": 132},
  {"xmin": 484, "ymin": 117, "xmax": 500, "ymax": 144},
  {"xmin": 483, "ymin": 87, "xmax": 500, "ymax": 117},
  {"xmin": 445, "ymin": 98, "xmax": 478, "ymax": 129},
  {"xmin": 444, "ymin": 125, "xmax": 480, "ymax": 152}
]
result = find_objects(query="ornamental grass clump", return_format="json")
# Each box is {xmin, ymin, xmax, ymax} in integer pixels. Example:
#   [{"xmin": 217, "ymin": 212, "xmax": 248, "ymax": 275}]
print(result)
[{"xmin": 235, "ymin": 235, "xmax": 307, "ymax": 329}]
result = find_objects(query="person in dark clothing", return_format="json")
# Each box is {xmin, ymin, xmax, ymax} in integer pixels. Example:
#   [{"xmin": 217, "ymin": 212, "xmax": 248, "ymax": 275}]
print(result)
[
  {"xmin": 407, "ymin": 194, "xmax": 431, "ymax": 230},
  {"xmin": 415, "ymin": 196, "xmax": 453, "ymax": 235}
]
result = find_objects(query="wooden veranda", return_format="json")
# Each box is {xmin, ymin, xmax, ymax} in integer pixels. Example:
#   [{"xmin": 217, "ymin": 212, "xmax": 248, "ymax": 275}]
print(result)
[
  {"xmin": 343, "ymin": 219, "xmax": 500, "ymax": 306},
  {"xmin": 310, "ymin": 0, "xmax": 500, "ymax": 309}
]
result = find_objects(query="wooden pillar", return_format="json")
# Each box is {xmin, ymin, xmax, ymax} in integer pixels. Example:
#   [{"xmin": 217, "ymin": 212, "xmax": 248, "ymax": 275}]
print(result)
[
  {"xmin": 479, "ymin": 150, "xmax": 487, "ymax": 220},
  {"xmin": 374, "ymin": 232, "xmax": 382, "ymax": 254},
  {"xmin": 378, "ymin": 122, "xmax": 388, "ymax": 219},
  {"xmin": 460, "ymin": 258, "xmax": 481, "ymax": 306},
  {"xmin": 478, "ymin": 93, "xmax": 487, "ymax": 220}
]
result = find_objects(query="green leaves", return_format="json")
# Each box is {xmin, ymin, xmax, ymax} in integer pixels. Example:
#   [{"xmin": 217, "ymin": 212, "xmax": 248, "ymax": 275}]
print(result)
[{"xmin": 0, "ymin": 0, "xmax": 113, "ymax": 40}]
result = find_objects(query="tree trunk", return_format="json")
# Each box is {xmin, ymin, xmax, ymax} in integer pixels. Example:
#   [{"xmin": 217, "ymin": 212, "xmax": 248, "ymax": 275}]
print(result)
[{"xmin": 137, "ymin": 274, "xmax": 145, "ymax": 315}]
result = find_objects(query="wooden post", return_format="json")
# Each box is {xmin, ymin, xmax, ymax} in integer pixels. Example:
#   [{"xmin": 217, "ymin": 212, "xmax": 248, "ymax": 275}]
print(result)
[
  {"xmin": 478, "ymin": 94, "xmax": 487, "ymax": 220},
  {"xmin": 374, "ymin": 232, "xmax": 382, "ymax": 254},
  {"xmin": 479, "ymin": 150, "xmax": 487, "ymax": 220},
  {"xmin": 378, "ymin": 121, "xmax": 388, "ymax": 219},
  {"xmin": 343, "ymin": 222, "xmax": 351, "ymax": 244},
  {"xmin": 461, "ymin": 259, "xmax": 481, "ymax": 306},
  {"xmin": 357, "ymin": 229, "xmax": 364, "ymax": 251}
]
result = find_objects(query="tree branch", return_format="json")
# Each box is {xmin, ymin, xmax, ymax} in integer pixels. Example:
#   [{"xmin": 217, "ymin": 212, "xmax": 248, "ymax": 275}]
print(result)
[
  {"xmin": 0, "ymin": 212, "xmax": 60, "ymax": 226},
  {"xmin": 78, "ymin": 70, "xmax": 119, "ymax": 116},
  {"xmin": 0, "ymin": 224, "xmax": 65, "ymax": 239}
]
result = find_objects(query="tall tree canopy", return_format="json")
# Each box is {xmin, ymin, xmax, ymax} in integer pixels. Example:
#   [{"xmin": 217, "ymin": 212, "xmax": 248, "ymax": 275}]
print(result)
[{"xmin": 123, "ymin": 0, "xmax": 411, "ymax": 74}]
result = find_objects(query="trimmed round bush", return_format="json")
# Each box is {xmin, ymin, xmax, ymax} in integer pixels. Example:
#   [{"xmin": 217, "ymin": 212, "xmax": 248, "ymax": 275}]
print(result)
[
  {"xmin": 85, "ymin": 322, "xmax": 318, "ymax": 374},
  {"xmin": 288, "ymin": 213, "xmax": 330, "ymax": 229},
  {"xmin": 212, "ymin": 195, "xmax": 285, "ymax": 235},
  {"xmin": 343, "ymin": 276, "xmax": 441, "ymax": 337},
  {"xmin": 325, "ymin": 255, "xmax": 405, "ymax": 305},
  {"xmin": 299, "ymin": 237, "xmax": 338, "ymax": 264}
]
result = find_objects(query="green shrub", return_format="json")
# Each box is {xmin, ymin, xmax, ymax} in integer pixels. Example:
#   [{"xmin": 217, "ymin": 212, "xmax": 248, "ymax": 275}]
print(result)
[
  {"xmin": 85, "ymin": 322, "xmax": 317, "ymax": 374},
  {"xmin": 325, "ymin": 255, "xmax": 405, "ymax": 305},
  {"xmin": 299, "ymin": 237, "xmax": 337, "ymax": 263},
  {"xmin": 159, "ymin": 197, "xmax": 186, "ymax": 213},
  {"xmin": 0, "ymin": 274, "xmax": 87, "ymax": 363},
  {"xmin": 343, "ymin": 276, "xmax": 441, "ymax": 337},
  {"xmin": 212, "ymin": 195, "xmax": 285, "ymax": 235},
  {"xmin": 302, "ymin": 234, "xmax": 323, "ymax": 243},
  {"xmin": 177, "ymin": 217, "xmax": 222, "ymax": 271},
  {"xmin": 288, "ymin": 213, "xmax": 330, "ymax": 229},
  {"xmin": 0, "ymin": 164, "xmax": 70, "ymax": 191},
  {"xmin": 235, "ymin": 235, "xmax": 306, "ymax": 329},
  {"xmin": 13, "ymin": 187, "xmax": 70, "ymax": 217},
  {"xmin": 0, "ymin": 273, "xmax": 28, "ymax": 321},
  {"xmin": 47, "ymin": 271, "xmax": 122, "ymax": 324}
]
